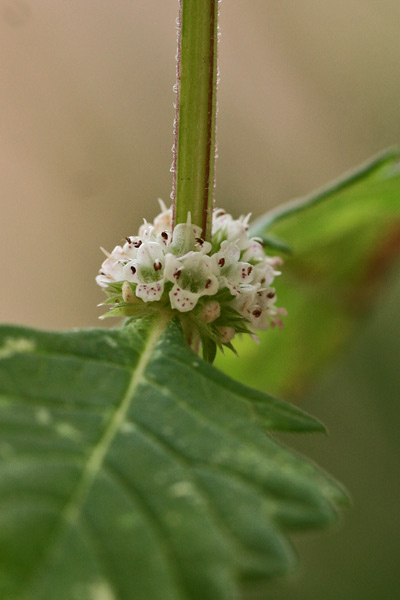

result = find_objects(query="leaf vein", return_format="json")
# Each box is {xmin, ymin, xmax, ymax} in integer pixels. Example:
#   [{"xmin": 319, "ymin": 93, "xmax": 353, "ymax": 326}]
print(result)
[
  {"xmin": 102, "ymin": 462, "xmax": 189, "ymax": 600},
  {"xmin": 18, "ymin": 315, "xmax": 171, "ymax": 599}
]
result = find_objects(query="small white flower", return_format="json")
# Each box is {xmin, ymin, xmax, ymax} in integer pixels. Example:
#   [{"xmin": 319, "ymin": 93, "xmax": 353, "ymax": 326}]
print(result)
[
  {"xmin": 231, "ymin": 283, "xmax": 281, "ymax": 330},
  {"xmin": 241, "ymin": 238, "xmax": 266, "ymax": 263},
  {"xmin": 96, "ymin": 246, "xmax": 128, "ymax": 287},
  {"xmin": 123, "ymin": 241, "xmax": 166, "ymax": 302},
  {"xmin": 152, "ymin": 199, "xmax": 172, "ymax": 235},
  {"xmin": 165, "ymin": 252, "xmax": 219, "ymax": 312},
  {"xmin": 169, "ymin": 212, "xmax": 211, "ymax": 256},
  {"xmin": 122, "ymin": 236, "xmax": 145, "ymax": 259},
  {"xmin": 212, "ymin": 209, "xmax": 251, "ymax": 250},
  {"xmin": 251, "ymin": 260, "xmax": 277, "ymax": 288},
  {"xmin": 138, "ymin": 219, "xmax": 156, "ymax": 241},
  {"xmin": 211, "ymin": 240, "xmax": 254, "ymax": 295},
  {"xmin": 230, "ymin": 284, "xmax": 257, "ymax": 314},
  {"xmin": 155, "ymin": 229, "xmax": 172, "ymax": 247}
]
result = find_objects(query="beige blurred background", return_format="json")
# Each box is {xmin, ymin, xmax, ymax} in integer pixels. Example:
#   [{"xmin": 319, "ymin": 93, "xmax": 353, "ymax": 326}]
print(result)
[
  {"xmin": 1, "ymin": 0, "xmax": 400, "ymax": 329},
  {"xmin": 2, "ymin": 4, "xmax": 400, "ymax": 600}
]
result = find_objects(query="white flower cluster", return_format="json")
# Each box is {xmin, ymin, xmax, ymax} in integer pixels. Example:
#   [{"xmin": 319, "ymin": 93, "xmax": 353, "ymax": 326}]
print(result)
[{"xmin": 97, "ymin": 201, "xmax": 286, "ymax": 348}]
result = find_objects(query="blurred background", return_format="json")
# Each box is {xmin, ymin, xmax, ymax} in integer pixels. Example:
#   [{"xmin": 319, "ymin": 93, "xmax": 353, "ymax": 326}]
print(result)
[{"xmin": 1, "ymin": 1, "xmax": 399, "ymax": 598}]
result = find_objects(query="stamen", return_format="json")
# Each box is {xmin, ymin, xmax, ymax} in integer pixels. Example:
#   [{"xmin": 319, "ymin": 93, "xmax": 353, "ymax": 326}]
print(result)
[
  {"xmin": 154, "ymin": 261, "xmax": 162, "ymax": 272},
  {"xmin": 130, "ymin": 266, "xmax": 136, "ymax": 274},
  {"xmin": 218, "ymin": 258, "xmax": 225, "ymax": 267},
  {"xmin": 205, "ymin": 279, "xmax": 212, "ymax": 289}
]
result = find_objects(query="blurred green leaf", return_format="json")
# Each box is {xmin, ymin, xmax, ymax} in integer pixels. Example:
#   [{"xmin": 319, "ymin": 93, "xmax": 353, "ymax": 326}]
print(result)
[
  {"xmin": 216, "ymin": 148, "xmax": 400, "ymax": 396},
  {"xmin": 0, "ymin": 319, "xmax": 345, "ymax": 600}
]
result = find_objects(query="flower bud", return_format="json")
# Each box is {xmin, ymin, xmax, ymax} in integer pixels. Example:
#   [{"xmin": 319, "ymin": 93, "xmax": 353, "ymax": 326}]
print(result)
[
  {"xmin": 217, "ymin": 326, "xmax": 236, "ymax": 344},
  {"xmin": 197, "ymin": 300, "xmax": 221, "ymax": 324},
  {"xmin": 122, "ymin": 281, "xmax": 136, "ymax": 303}
]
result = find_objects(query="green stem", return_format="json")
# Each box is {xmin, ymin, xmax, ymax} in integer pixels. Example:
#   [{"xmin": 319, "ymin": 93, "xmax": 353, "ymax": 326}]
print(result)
[{"xmin": 172, "ymin": 0, "xmax": 219, "ymax": 242}]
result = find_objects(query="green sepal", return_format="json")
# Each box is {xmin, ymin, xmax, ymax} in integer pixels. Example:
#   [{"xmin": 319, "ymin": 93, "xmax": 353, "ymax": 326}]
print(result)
[{"xmin": 200, "ymin": 333, "xmax": 217, "ymax": 363}]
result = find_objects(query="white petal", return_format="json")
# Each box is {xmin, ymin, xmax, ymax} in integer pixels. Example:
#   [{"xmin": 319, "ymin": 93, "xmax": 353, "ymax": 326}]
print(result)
[
  {"xmin": 252, "ymin": 261, "xmax": 276, "ymax": 287},
  {"xmin": 122, "ymin": 237, "xmax": 143, "ymax": 259},
  {"xmin": 194, "ymin": 238, "xmax": 212, "ymax": 254},
  {"xmin": 122, "ymin": 260, "xmax": 139, "ymax": 283},
  {"xmin": 170, "ymin": 213, "xmax": 203, "ymax": 255},
  {"xmin": 169, "ymin": 285, "xmax": 200, "ymax": 312},
  {"xmin": 164, "ymin": 254, "xmax": 183, "ymax": 282},
  {"xmin": 109, "ymin": 245, "xmax": 130, "ymax": 261},
  {"xmin": 241, "ymin": 240, "xmax": 265, "ymax": 262},
  {"xmin": 136, "ymin": 281, "xmax": 164, "ymax": 302},
  {"xmin": 95, "ymin": 274, "xmax": 111, "ymax": 288},
  {"xmin": 100, "ymin": 257, "xmax": 126, "ymax": 282},
  {"xmin": 138, "ymin": 220, "xmax": 156, "ymax": 240},
  {"xmin": 153, "ymin": 202, "xmax": 172, "ymax": 235},
  {"xmin": 202, "ymin": 275, "xmax": 219, "ymax": 296},
  {"xmin": 137, "ymin": 241, "xmax": 165, "ymax": 266}
]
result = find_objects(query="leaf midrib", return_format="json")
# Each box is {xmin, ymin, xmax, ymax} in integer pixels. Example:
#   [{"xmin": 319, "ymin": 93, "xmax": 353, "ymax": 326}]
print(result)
[{"xmin": 21, "ymin": 314, "xmax": 171, "ymax": 598}]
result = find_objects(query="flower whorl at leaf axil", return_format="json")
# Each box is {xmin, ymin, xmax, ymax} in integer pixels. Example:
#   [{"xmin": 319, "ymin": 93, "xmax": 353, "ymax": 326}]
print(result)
[{"xmin": 96, "ymin": 201, "xmax": 286, "ymax": 355}]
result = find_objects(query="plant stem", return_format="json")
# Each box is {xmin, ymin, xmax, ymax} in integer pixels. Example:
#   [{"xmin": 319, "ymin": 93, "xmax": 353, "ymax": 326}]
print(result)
[{"xmin": 172, "ymin": 0, "xmax": 219, "ymax": 242}]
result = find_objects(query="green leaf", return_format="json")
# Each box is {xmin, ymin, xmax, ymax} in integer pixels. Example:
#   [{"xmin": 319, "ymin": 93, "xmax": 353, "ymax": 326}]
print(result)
[
  {"xmin": 216, "ymin": 149, "xmax": 400, "ymax": 396},
  {"xmin": 0, "ymin": 318, "xmax": 345, "ymax": 600}
]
